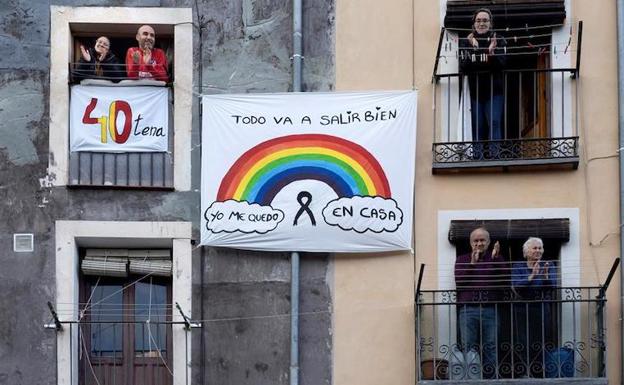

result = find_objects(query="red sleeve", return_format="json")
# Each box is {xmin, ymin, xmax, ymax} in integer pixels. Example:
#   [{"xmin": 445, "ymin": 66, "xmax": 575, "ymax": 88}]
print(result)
[
  {"xmin": 150, "ymin": 49, "xmax": 169, "ymax": 82},
  {"xmin": 125, "ymin": 48, "xmax": 139, "ymax": 79}
]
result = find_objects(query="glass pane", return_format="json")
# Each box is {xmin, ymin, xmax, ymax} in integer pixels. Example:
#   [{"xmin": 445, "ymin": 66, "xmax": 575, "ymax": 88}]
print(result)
[
  {"xmin": 135, "ymin": 281, "xmax": 168, "ymax": 355},
  {"xmin": 89, "ymin": 284, "xmax": 123, "ymax": 356}
]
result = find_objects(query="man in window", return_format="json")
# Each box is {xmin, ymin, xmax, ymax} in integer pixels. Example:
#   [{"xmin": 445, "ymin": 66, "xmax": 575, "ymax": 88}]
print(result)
[
  {"xmin": 459, "ymin": 9, "xmax": 507, "ymax": 157},
  {"xmin": 454, "ymin": 227, "xmax": 503, "ymax": 378},
  {"xmin": 126, "ymin": 25, "xmax": 169, "ymax": 82}
]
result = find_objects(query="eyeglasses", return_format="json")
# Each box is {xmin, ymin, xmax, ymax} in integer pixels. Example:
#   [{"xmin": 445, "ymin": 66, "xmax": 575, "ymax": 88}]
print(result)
[
  {"xmin": 475, "ymin": 18, "xmax": 491, "ymax": 24},
  {"xmin": 96, "ymin": 41, "xmax": 110, "ymax": 48}
]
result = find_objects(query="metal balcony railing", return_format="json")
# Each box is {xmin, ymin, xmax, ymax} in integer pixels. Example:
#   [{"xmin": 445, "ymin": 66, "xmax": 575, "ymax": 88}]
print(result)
[
  {"xmin": 415, "ymin": 260, "xmax": 619, "ymax": 383},
  {"xmin": 417, "ymin": 287, "xmax": 605, "ymax": 381},
  {"xmin": 431, "ymin": 22, "xmax": 582, "ymax": 173}
]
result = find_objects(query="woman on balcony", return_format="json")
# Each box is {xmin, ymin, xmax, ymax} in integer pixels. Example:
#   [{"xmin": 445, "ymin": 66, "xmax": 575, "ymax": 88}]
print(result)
[
  {"xmin": 75, "ymin": 36, "xmax": 122, "ymax": 82},
  {"xmin": 511, "ymin": 237, "xmax": 557, "ymax": 378},
  {"xmin": 459, "ymin": 8, "xmax": 507, "ymax": 158}
]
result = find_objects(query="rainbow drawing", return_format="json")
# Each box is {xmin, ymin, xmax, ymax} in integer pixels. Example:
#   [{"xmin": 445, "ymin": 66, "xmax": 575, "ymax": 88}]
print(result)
[{"xmin": 216, "ymin": 134, "xmax": 391, "ymax": 206}]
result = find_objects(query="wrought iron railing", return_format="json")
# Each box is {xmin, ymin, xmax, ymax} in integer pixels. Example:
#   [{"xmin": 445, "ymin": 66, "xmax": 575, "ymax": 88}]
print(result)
[
  {"xmin": 416, "ymin": 286, "xmax": 607, "ymax": 381},
  {"xmin": 432, "ymin": 68, "xmax": 580, "ymax": 170},
  {"xmin": 433, "ymin": 136, "xmax": 579, "ymax": 164},
  {"xmin": 431, "ymin": 22, "xmax": 582, "ymax": 171}
]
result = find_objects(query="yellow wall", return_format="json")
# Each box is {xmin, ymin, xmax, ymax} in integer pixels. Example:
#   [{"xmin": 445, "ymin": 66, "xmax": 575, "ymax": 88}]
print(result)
[{"xmin": 335, "ymin": 0, "xmax": 621, "ymax": 384}]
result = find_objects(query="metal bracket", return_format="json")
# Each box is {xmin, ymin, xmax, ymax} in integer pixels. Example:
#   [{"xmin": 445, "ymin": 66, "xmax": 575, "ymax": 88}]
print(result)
[
  {"xmin": 46, "ymin": 301, "xmax": 63, "ymax": 331},
  {"xmin": 176, "ymin": 302, "xmax": 202, "ymax": 330}
]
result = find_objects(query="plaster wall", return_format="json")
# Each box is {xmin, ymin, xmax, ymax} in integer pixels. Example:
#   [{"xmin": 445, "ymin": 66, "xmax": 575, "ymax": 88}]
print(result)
[
  {"xmin": 0, "ymin": 1, "xmax": 335, "ymax": 385},
  {"xmin": 335, "ymin": 0, "xmax": 620, "ymax": 384}
]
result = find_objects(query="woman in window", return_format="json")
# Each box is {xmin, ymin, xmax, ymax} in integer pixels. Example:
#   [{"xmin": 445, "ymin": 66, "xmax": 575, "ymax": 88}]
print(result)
[
  {"xmin": 459, "ymin": 8, "xmax": 507, "ymax": 157},
  {"xmin": 511, "ymin": 237, "xmax": 557, "ymax": 377},
  {"xmin": 75, "ymin": 36, "xmax": 122, "ymax": 82}
]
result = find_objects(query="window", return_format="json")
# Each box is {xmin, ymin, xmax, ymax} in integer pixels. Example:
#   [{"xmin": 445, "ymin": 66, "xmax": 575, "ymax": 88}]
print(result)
[
  {"xmin": 432, "ymin": 1, "xmax": 579, "ymax": 171},
  {"xmin": 49, "ymin": 7, "xmax": 192, "ymax": 190},
  {"xmin": 54, "ymin": 221, "xmax": 192, "ymax": 385},
  {"xmin": 79, "ymin": 249, "xmax": 173, "ymax": 385},
  {"xmin": 450, "ymin": 220, "xmax": 565, "ymax": 378},
  {"xmin": 415, "ymin": 208, "xmax": 598, "ymax": 380}
]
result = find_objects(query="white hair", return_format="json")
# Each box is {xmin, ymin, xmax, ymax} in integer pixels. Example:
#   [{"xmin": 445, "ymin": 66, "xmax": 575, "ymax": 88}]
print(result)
[{"xmin": 522, "ymin": 237, "xmax": 543, "ymax": 258}]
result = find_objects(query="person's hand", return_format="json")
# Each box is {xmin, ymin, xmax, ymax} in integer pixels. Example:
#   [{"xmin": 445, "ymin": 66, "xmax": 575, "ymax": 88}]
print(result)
[
  {"xmin": 471, "ymin": 249, "xmax": 481, "ymax": 264},
  {"xmin": 142, "ymin": 48, "xmax": 152, "ymax": 64},
  {"xmin": 491, "ymin": 241, "xmax": 500, "ymax": 259},
  {"xmin": 528, "ymin": 261, "xmax": 540, "ymax": 281},
  {"xmin": 543, "ymin": 262, "xmax": 550, "ymax": 278},
  {"xmin": 488, "ymin": 33, "xmax": 497, "ymax": 55},
  {"xmin": 132, "ymin": 51, "xmax": 140, "ymax": 64},
  {"xmin": 80, "ymin": 45, "xmax": 91, "ymax": 62},
  {"xmin": 467, "ymin": 33, "xmax": 478, "ymax": 48}
]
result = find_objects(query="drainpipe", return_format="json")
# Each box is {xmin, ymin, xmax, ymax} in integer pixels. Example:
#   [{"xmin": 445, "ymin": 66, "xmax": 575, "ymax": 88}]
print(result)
[
  {"xmin": 291, "ymin": 1, "xmax": 303, "ymax": 385},
  {"xmin": 617, "ymin": 0, "xmax": 624, "ymax": 383},
  {"xmin": 290, "ymin": 251, "xmax": 300, "ymax": 385},
  {"xmin": 293, "ymin": 0, "xmax": 303, "ymax": 93}
]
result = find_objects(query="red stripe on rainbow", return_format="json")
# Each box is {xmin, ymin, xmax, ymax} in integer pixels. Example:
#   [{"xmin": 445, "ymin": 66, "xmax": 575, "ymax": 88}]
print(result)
[{"xmin": 217, "ymin": 134, "xmax": 390, "ymax": 201}]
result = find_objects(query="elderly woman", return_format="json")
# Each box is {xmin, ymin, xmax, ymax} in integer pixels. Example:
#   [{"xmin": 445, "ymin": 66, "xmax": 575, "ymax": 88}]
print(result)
[
  {"xmin": 512, "ymin": 237, "xmax": 557, "ymax": 377},
  {"xmin": 75, "ymin": 36, "xmax": 122, "ymax": 82}
]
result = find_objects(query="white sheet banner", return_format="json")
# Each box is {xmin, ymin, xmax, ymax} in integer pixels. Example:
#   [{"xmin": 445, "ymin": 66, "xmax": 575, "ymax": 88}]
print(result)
[
  {"xmin": 70, "ymin": 85, "xmax": 168, "ymax": 152},
  {"xmin": 201, "ymin": 91, "xmax": 417, "ymax": 253}
]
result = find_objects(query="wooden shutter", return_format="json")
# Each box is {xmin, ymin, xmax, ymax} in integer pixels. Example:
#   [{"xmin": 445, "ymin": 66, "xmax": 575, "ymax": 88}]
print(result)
[
  {"xmin": 448, "ymin": 218, "xmax": 570, "ymax": 244},
  {"xmin": 444, "ymin": 0, "xmax": 566, "ymax": 29}
]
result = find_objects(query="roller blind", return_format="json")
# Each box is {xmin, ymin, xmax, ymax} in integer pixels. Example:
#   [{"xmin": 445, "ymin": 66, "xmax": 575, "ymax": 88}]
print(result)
[
  {"xmin": 444, "ymin": 0, "xmax": 566, "ymax": 29},
  {"xmin": 448, "ymin": 218, "xmax": 570, "ymax": 244},
  {"xmin": 81, "ymin": 249, "xmax": 172, "ymax": 277}
]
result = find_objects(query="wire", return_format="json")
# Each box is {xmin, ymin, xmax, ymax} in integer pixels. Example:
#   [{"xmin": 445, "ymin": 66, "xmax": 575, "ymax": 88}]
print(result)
[
  {"xmin": 79, "ymin": 276, "xmax": 100, "ymax": 321},
  {"xmin": 79, "ymin": 324, "xmax": 102, "ymax": 385},
  {"xmin": 446, "ymin": 22, "xmax": 569, "ymax": 32},
  {"xmin": 80, "ymin": 271, "xmax": 155, "ymax": 316}
]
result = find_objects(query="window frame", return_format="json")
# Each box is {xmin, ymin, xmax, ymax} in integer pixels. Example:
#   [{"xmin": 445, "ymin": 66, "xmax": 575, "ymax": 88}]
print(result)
[
  {"xmin": 79, "ymin": 274, "xmax": 174, "ymax": 385},
  {"xmin": 436, "ymin": 0, "xmax": 574, "ymax": 143},
  {"xmin": 48, "ymin": 6, "xmax": 193, "ymax": 191},
  {"xmin": 436, "ymin": 208, "xmax": 581, "ymax": 354},
  {"xmin": 55, "ymin": 220, "xmax": 192, "ymax": 385}
]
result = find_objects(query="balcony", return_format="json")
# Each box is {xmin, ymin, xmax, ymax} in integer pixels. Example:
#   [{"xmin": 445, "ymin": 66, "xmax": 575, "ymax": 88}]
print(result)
[
  {"xmin": 416, "ymin": 287, "xmax": 608, "ymax": 382},
  {"xmin": 431, "ymin": 23, "xmax": 582, "ymax": 174},
  {"xmin": 416, "ymin": 285, "xmax": 610, "ymax": 383},
  {"xmin": 67, "ymin": 63, "xmax": 174, "ymax": 189}
]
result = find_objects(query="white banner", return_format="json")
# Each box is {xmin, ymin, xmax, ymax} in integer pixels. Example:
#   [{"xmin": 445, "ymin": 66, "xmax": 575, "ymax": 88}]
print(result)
[
  {"xmin": 201, "ymin": 91, "xmax": 417, "ymax": 253},
  {"xmin": 70, "ymin": 86, "xmax": 168, "ymax": 152}
]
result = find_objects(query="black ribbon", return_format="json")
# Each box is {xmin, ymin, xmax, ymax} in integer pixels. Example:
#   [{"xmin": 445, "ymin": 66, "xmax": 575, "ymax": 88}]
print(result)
[{"xmin": 293, "ymin": 191, "xmax": 316, "ymax": 226}]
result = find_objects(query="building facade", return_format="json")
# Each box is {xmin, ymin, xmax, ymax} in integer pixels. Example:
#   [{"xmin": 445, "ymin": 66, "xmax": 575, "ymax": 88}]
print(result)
[{"xmin": 0, "ymin": 1, "xmax": 620, "ymax": 385}]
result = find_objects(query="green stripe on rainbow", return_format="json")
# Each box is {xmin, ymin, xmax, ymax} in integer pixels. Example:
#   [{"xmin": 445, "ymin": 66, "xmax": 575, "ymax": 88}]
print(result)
[{"xmin": 217, "ymin": 134, "xmax": 391, "ymax": 205}]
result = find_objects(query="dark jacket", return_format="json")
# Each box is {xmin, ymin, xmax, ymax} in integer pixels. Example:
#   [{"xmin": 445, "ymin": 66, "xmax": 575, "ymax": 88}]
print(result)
[
  {"xmin": 454, "ymin": 250, "xmax": 508, "ymax": 303},
  {"xmin": 75, "ymin": 48, "xmax": 122, "ymax": 82},
  {"xmin": 459, "ymin": 31, "xmax": 507, "ymax": 101}
]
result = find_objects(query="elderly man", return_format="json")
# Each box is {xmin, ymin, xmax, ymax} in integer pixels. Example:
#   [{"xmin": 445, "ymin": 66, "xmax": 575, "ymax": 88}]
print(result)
[
  {"xmin": 454, "ymin": 227, "xmax": 504, "ymax": 378},
  {"xmin": 125, "ymin": 25, "xmax": 169, "ymax": 82}
]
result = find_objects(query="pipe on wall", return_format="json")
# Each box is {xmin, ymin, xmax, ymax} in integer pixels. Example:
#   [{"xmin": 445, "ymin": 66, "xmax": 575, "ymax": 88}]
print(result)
[
  {"xmin": 617, "ymin": 0, "xmax": 624, "ymax": 383},
  {"xmin": 291, "ymin": 1, "xmax": 303, "ymax": 385},
  {"xmin": 290, "ymin": 251, "xmax": 300, "ymax": 385}
]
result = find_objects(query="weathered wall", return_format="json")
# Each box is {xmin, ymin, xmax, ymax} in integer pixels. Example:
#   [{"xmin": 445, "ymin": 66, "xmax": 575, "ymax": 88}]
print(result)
[
  {"xmin": 335, "ymin": 0, "xmax": 620, "ymax": 384},
  {"xmin": 0, "ymin": 1, "xmax": 334, "ymax": 385}
]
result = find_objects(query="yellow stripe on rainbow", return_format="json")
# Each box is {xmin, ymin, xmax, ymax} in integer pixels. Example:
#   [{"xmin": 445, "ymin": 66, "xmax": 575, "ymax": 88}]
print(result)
[{"xmin": 232, "ymin": 147, "xmax": 377, "ymax": 200}]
